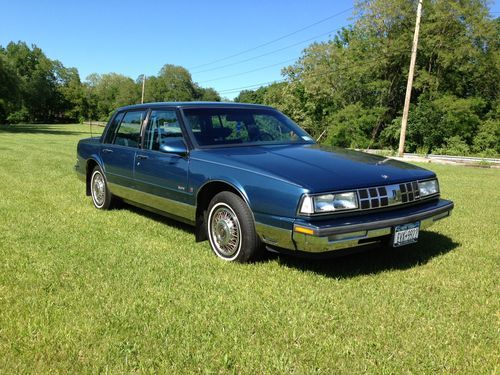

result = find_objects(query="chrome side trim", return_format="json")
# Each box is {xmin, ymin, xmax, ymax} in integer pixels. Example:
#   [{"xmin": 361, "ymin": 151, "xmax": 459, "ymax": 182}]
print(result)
[
  {"xmin": 108, "ymin": 182, "xmax": 196, "ymax": 222},
  {"xmin": 254, "ymin": 222, "xmax": 295, "ymax": 250}
]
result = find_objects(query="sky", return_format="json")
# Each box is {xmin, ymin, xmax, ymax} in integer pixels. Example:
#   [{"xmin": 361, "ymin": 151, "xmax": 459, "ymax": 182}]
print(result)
[{"xmin": 1, "ymin": 0, "xmax": 499, "ymax": 99}]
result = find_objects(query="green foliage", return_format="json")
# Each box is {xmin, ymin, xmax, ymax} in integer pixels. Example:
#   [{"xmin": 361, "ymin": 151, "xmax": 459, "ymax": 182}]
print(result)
[
  {"xmin": 397, "ymin": 95, "xmax": 486, "ymax": 153},
  {"xmin": 85, "ymin": 73, "xmax": 140, "ymax": 121},
  {"xmin": 197, "ymin": 87, "xmax": 221, "ymax": 102},
  {"xmin": 0, "ymin": 43, "xmax": 220, "ymax": 123},
  {"xmin": 0, "ymin": 53, "xmax": 19, "ymax": 123},
  {"xmin": 325, "ymin": 103, "xmax": 385, "ymax": 148},
  {"xmin": 472, "ymin": 118, "xmax": 500, "ymax": 155},
  {"xmin": 235, "ymin": 87, "xmax": 267, "ymax": 104},
  {"xmin": 6, "ymin": 107, "xmax": 29, "ymax": 124},
  {"xmin": 145, "ymin": 65, "xmax": 195, "ymax": 102},
  {"xmin": 240, "ymin": 0, "xmax": 499, "ymax": 156},
  {"xmin": 433, "ymin": 135, "xmax": 471, "ymax": 156},
  {"xmin": 143, "ymin": 65, "xmax": 221, "ymax": 105},
  {"xmin": 1, "ymin": 0, "xmax": 498, "ymax": 154}
]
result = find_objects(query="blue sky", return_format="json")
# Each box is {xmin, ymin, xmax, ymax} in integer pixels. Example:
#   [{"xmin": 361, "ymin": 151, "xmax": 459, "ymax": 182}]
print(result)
[{"xmin": 1, "ymin": 0, "xmax": 499, "ymax": 99}]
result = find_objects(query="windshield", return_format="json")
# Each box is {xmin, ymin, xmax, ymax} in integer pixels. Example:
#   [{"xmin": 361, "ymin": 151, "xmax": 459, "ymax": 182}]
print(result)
[{"xmin": 182, "ymin": 107, "xmax": 314, "ymax": 147}]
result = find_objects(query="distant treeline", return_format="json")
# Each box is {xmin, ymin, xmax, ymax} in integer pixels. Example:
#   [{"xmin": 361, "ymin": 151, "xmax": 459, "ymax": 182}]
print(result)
[
  {"xmin": 1, "ymin": 0, "xmax": 498, "ymax": 156},
  {"xmin": 236, "ymin": 0, "xmax": 499, "ymax": 156},
  {"xmin": 0, "ymin": 42, "xmax": 220, "ymax": 124}
]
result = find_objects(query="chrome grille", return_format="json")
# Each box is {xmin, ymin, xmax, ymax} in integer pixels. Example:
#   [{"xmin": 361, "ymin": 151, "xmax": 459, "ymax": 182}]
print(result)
[{"xmin": 357, "ymin": 181, "xmax": 421, "ymax": 210}]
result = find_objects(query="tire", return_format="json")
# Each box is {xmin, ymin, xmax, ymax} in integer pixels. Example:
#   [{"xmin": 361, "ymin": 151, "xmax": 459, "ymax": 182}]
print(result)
[
  {"xmin": 207, "ymin": 191, "xmax": 261, "ymax": 262},
  {"xmin": 90, "ymin": 166, "xmax": 113, "ymax": 210}
]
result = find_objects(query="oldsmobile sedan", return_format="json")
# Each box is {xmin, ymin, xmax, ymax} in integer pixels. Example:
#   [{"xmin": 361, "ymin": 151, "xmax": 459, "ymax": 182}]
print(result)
[{"xmin": 75, "ymin": 102, "xmax": 453, "ymax": 262}]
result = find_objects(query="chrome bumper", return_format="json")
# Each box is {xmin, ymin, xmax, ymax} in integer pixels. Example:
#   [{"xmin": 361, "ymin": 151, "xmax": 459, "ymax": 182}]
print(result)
[{"xmin": 256, "ymin": 199, "xmax": 454, "ymax": 254}]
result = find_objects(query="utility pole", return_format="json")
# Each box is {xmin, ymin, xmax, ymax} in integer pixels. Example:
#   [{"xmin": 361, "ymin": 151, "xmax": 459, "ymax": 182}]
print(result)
[
  {"xmin": 141, "ymin": 74, "xmax": 146, "ymax": 104},
  {"xmin": 398, "ymin": 0, "xmax": 423, "ymax": 157}
]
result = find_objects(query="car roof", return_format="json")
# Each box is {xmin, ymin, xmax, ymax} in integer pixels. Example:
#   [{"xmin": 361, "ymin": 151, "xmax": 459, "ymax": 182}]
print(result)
[{"xmin": 116, "ymin": 101, "xmax": 274, "ymax": 112}]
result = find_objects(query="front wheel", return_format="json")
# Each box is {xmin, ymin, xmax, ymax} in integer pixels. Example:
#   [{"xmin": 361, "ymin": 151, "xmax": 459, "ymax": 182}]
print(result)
[
  {"xmin": 207, "ymin": 191, "xmax": 261, "ymax": 262},
  {"xmin": 90, "ymin": 166, "xmax": 114, "ymax": 209}
]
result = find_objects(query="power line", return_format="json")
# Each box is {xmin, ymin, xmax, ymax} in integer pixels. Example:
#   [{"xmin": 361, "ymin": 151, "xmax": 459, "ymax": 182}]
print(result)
[
  {"xmin": 192, "ymin": 24, "xmax": 352, "ymax": 75},
  {"xmin": 218, "ymin": 79, "xmax": 286, "ymax": 94},
  {"xmin": 197, "ymin": 57, "xmax": 297, "ymax": 84},
  {"xmin": 218, "ymin": 45, "xmax": 413, "ymax": 95},
  {"xmin": 188, "ymin": 7, "xmax": 354, "ymax": 70}
]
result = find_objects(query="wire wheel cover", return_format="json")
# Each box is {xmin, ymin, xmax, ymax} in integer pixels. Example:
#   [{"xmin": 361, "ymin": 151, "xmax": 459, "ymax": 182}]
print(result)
[
  {"xmin": 92, "ymin": 172, "xmax": 106, "ymax": 206},
  {"xmin": 210, "ymin": 206, "xmax": 241, "ymax": 257}
]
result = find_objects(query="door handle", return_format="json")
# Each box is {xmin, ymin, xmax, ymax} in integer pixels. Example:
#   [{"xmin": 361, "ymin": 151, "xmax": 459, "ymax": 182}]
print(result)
[
  {"xmin": 137, "ymin": 155, "xmax": 149, "ymax": 160},
  {"xmin": 102, "ymin": 148, "xmax": 113, "ymax": 154}
]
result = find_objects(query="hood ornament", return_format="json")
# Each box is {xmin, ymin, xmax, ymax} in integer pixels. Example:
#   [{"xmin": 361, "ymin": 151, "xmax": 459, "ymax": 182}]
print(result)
[{"xmin": 381, "ymin": 174, "xmax": 389, "ymax": 179}]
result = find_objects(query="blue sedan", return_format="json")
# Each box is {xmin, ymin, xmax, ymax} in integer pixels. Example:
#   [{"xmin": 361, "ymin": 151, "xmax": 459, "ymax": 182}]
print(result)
[{"xmin": 75, "ymin": 102, "xmax": 454, "ymax": 262}]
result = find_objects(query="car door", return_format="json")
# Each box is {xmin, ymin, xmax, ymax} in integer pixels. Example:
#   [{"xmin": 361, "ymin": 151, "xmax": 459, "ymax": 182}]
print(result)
[
  {"xmin": 133, "ymin": 109, "xmax": 193, "ymax": 221},
  {"xmin": 100, "ymin": 110, "xmax": 147, "ymax": 195}
]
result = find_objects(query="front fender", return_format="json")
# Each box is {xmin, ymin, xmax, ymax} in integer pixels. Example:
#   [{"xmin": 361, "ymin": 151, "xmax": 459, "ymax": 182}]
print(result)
[{"xmin": 189, "ymin": 158, "xmax": 306, "ymax": 219}]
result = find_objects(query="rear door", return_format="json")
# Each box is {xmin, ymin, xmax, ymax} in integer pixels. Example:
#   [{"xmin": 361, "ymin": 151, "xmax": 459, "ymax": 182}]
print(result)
[
  {"xmin": 100, "ymin": 110, "xmax": 147, "ymax": 193},
  {"xmin": 133, "ymin": 109, "xmax": 193, "ymax": 220}
]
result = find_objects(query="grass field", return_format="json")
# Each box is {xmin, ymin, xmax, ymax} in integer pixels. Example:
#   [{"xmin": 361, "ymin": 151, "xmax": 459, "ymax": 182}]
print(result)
[{"xmin": 0, "ymin": 124, "xmax": 498, "ymax": 373}]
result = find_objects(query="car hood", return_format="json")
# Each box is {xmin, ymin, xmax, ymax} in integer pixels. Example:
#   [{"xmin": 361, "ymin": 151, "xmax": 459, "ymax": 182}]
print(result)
[{"xmin": 195, "ymin": 144, "xmax": 435, "ymax": 192}]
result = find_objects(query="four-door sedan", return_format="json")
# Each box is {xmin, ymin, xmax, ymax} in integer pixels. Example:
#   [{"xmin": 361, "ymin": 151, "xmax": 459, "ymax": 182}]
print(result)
[{"xmin": 75, "ymin": 102, "xmax": 453, "ymax": 262}]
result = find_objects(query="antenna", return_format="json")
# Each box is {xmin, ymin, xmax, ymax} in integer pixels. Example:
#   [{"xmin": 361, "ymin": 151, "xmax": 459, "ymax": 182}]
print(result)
[{"xmin": 90, "ymin": 120, "xmax": 93, "ymax": 138}]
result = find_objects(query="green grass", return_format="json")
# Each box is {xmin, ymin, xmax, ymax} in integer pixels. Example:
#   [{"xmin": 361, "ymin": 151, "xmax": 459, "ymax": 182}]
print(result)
[{"xmin": 0, "ymin": 124, "xmax": 498, "ymax": 373}]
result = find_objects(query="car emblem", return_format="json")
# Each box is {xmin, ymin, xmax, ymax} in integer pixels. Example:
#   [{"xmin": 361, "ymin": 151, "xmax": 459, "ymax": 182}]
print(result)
[{"xmin": 381, "ymin": 174, "xmax": 389, "ymax": 179}]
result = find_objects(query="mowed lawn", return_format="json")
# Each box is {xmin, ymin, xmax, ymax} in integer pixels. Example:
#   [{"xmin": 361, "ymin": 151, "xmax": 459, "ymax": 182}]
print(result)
[{"xmin": 0, "ymin": 124, "xmax": 498, "ymax": 373}]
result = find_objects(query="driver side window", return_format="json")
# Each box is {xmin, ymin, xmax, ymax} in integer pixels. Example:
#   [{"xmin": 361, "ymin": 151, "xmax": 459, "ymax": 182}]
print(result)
[{"xmin": 144, "ymin": 110, "xmax": 182, "ymax": 151}]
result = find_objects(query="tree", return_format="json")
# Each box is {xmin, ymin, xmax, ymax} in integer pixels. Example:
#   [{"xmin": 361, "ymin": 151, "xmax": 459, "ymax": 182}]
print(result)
[
  {"xmin": 85, "ymin": 73, "xmax": 140, "ymax": 121},
  {"xmin": 53, "ymin": 62, "xmax": 86, "ymax": 122},
  {"xmin": 271, "ymin": 0, "xmax": 499, "ymax": 153},
  {"xmin": 146, "ymin": 64, "xmax": 197, "ymax": 102},
  {"xmin": 4, "ymin": 42, "xmax": 60, "ymax": 122},
  {"xmin": 0, "ymin": 52, "xmax": 20, "ymax": 123},
  {"xmin": 195, "ymin": 86, "xmax": 221, "ymax": 102}
]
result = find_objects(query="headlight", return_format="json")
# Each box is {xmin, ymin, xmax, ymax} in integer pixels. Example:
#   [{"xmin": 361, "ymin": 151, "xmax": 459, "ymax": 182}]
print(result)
[
  {"xmin": 299, "ymin": 192, "xmax": 358, "ymax": 214},
  {"xmin": 418, "ymin": 179, "xmax": 439, "ymax": 197}
]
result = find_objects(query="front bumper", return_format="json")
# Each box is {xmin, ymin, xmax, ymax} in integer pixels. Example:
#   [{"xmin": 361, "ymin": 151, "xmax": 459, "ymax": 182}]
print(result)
[{"xmin": 257, "ymin": 199, "xmax": 453, "ymax": 254}]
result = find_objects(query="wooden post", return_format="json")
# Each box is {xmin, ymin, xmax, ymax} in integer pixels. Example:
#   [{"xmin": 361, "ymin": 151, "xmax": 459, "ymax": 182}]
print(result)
[
  {"xmin": 141, "ymin": 75, "xmax": 146, "ymax": 104},
  {"xmin": 398, "ymin": 0, "xmax": 423, "ymax": 157}
]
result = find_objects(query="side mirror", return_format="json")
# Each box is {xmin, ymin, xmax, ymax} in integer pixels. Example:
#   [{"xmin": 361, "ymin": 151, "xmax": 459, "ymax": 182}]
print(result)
[{"xmin": 159, "ymin": 139, "xmax": 188, "ymax": 156}]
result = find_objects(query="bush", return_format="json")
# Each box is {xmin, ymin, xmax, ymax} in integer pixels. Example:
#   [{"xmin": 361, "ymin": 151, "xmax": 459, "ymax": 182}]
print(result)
[
  {"xmin": 6, "ymin": 107, "xmax": 30, "ymax": 124},
  {"xmin": 472, "ymin": 118, "xmax": 499, "ymax": 155},
  {"xmin": 325, "ymin": 103, "xmax": 386, "ymax": 149},
  {"xmin": 433, "ymin": 136, "xmax": 471, "ymax": 156},
  {"xmin": 401, "ymin": 95, "xmax": 486, "ymax": 153}
]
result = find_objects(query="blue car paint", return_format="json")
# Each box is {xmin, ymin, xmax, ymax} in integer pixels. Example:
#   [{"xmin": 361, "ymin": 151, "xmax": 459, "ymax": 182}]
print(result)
[
  {"xmin": 76, "ymin": 102, "xmax": 453, "ymax": 253},
  {"xmin": 197, "ymin": 144, "xmax": 435, "ymax": 192}
]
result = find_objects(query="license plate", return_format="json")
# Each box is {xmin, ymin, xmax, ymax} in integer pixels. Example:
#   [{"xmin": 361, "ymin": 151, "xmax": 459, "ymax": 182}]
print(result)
[{"xmin": 393, "ymin": 221, "xmax": 420, "ymax": 247}]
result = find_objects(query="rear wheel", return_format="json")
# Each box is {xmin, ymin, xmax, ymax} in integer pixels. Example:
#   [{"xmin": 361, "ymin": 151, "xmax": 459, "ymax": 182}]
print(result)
[
  {"xmin": 207, "ymin": 191, "xmax": 261, "ymax": 262},
  {"xmin": 90, "ymin": 166, "xmax": 113, "ymax": 209}
]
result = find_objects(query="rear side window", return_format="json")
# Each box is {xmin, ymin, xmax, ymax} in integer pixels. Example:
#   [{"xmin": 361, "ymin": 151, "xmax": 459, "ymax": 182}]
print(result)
[
  {"xmin": 103, "ymin": 112, "xmax": 125, "ymax": 143},
  {"xmin": 113, "ymin": 111, "xmax": 146, "ymax": 148}
]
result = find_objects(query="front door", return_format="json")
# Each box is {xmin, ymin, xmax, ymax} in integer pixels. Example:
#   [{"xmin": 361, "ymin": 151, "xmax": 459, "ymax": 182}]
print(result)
[{"xmin": 133, "ymin": 109, "xmax": 193, "ymax": 221}]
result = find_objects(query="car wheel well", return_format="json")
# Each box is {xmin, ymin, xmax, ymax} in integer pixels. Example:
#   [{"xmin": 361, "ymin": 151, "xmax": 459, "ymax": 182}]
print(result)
[
  {"xmin": 195, "ymin": 182, "xmax": 245, "ymax": 242},
  {"xmin": 86, "ymin": 159, "xmax": 99, "ymax": 196}
]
